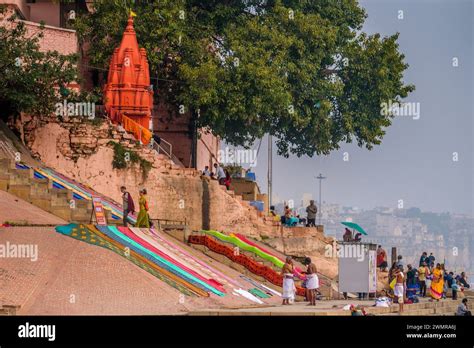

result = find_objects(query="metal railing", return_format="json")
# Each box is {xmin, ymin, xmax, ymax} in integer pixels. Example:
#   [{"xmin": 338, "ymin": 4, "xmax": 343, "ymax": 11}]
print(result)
[
  {"xmin": 149, "ymin": 218, "xmax": 188, "ymax": 231},
  {"xmin": 150, "ymin": 137, "xmax": 185, "ymax": 167},
  {"xmin": 100, "ymin": 106, "xmax": 184, "ymax": 167},
  {"xmin": 150, "ymin": 137, "xmax": 172, "ymax": 159}
]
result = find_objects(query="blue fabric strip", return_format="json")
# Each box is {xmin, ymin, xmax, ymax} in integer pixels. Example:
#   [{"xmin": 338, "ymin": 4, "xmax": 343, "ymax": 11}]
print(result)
[{"xmin": 96, "ymin": 225, "xmax": 223, "ymax": 296}]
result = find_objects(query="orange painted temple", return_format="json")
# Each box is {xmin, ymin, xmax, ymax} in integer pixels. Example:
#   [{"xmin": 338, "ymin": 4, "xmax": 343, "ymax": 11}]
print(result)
[{"xmin": 104, "ymin": 16, "xmax": 153, "ymax": 143}]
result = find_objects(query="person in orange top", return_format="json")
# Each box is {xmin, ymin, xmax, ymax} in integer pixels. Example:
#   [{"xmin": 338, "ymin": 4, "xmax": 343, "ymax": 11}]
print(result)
[
  {"xmin": 376, "ymin": 245, "xmax": 388, "ymax": 271},
  {"xmin": 430, "ymin": 263, "xmax": 444, "ymax": 301}
]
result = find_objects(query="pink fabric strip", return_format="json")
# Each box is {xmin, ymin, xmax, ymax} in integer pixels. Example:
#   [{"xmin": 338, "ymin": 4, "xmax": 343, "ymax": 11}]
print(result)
[
  {"xmin": 117, "ymin": 227, "xmax": 225, "ymax": 293},
  {"xmin": 148, "ymin": 228, "xmax": 242, "ymax": 288}
]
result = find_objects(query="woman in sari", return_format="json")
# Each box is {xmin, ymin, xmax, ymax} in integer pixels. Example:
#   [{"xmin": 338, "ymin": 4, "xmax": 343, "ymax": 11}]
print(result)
[
  {"xmin": 430, "ymin": 263, "xmax": 444, "ymax": 301},
  {"xmin": 135, "ymin": 189, "xmax": 150, "ymax": 228}
]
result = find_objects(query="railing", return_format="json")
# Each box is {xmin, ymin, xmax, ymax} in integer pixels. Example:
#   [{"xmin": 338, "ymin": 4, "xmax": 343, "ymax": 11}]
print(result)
[
  {"xmin": 150, "ymin": 137, "xmax": 172, "ymax": 158},
  {"xmin": 105, "ymin": 106, "xmax": 184, "ymax": 167},
  {"xmin": 150, "ymin": 137, "xmax": 186, "ymax": 167},
  {"xmin": 121, "ymin": 114, "xmax": 152, "ymax": 145},
  {"xmin": 150, "ymin": 218, "xmax": 188, "ymax": 232}
]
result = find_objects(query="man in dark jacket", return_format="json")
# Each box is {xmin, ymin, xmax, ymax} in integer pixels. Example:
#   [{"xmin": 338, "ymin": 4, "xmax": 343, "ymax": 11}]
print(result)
[
  {"xmin": 457, "ymin": 272, "xmax": 470, "ymax": 288},
  {"xmin": 419, "ymin": 252, "xmax": 428, "ymax": 267},
  {"xmin": 428, "ymin": 253, "xmax": 435, "ymax": 269},
  {"xmin": 306, "ymin": 200, "xmax": 317, "ymax": 227},
  {"xmin": 120, "ymin": 186, "xmax": 135, "ymax": 226}
]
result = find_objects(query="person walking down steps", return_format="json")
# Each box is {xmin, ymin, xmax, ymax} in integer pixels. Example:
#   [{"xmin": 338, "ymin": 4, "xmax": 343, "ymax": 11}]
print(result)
[
  {"xmin": 120, "ymin": 186, "xmax": 135, "ymax": 227},
  {"xmin": 136, "ymin": 189, "xmax": 150, "ymax": 228}
]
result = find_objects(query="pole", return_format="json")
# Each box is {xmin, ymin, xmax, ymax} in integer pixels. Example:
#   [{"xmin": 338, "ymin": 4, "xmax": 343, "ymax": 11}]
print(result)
[
  {"xmin": 316, "ymin": 173, "xmax": 326, "ymax": 225},
  {"xmin": 267, "ymin": 134, "xmax": 272, "ymax": 209}
]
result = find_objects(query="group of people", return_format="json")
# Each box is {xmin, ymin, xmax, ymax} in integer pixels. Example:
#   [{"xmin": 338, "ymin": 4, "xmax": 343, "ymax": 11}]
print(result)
[
  {"xmin": 280, "ymin": 206, "xmax": 301, "ymax": 226},
  {"xmin": 270, "ymin": 200, "xmax": 319, "ymax": 228},
  {"xmin": 281, "ymin": 256, "xmax": 319, "ymax": 306},
  {"xmin": 343, "ymin": 228, "xmax": 363, "ymax": 242},
  {"xmin": 121, "ymin": 186, "xmax": 151, "ymax": 228},
  {"xmin": 384, "ymin": 251, "xmax": 471, "ymax": 314},
  {"xmin": 202, "ymin": 163, "xmax": 232, "ymax": 190}
]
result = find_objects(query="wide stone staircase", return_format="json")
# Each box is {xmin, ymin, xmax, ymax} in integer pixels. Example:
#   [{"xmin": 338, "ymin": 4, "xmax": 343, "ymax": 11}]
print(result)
[
  {"xmin": 366, "ymin": 299, "xmax": 464, "ymax": 316},
  {"xmin": 1, "ymin": 116, "xmax": 333, "ymax": 288},
  {"xmin": 3, "ymin": 113, "xmax": 278, "ymax": 232},
  {"xmin": 0, "ymin": 157, "xmax": 94, "ymax": 223}
]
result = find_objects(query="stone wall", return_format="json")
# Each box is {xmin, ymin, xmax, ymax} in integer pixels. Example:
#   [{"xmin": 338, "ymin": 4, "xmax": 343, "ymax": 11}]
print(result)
[
  {"xmin": 23, "ymin": 19, "xmax": 77, "ymax": 56},
  {"xmin": 12, "ymin": 114, "xmax": 339, "ymax": 280},
  {"xmin": 152, "ymin": 103, "xmax": 220, "ymax": 170},
  {"xmin": 17, "ymin": 114, "xmax": 274, "ymax": 237},
  {"xmin": 265, "ymin": 227, "xmax": 338, "ymax": 279}
]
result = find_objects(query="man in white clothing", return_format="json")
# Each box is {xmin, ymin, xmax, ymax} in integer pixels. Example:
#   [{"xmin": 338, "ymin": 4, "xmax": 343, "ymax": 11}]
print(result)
[
  {"xmin": 214, "ymin": 163, "xmax": 226, "ymax": 185},
  {"xmin": 281, "ymin": 256, "xmax": 296, "ymax": 305}
]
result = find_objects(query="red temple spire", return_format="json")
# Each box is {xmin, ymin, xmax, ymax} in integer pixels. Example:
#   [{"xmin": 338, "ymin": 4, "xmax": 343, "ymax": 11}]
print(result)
[{"xmin": 104, "ymin": 15, "xmax": 153, "ymax": 130}]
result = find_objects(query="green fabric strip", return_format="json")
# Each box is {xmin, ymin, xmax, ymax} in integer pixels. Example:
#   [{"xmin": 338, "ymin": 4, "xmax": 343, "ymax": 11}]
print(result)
[
  {"xmin": 248, "ymin": 288, "xmax": 271, "ymax": 299},
  {"xmin": 201, "ymin": 230, "xmax": 284, "ymax": 268}
]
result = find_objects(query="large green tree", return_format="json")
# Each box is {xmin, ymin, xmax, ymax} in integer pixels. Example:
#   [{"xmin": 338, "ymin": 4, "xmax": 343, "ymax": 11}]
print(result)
[
  {"xmin": 0, "ymin": 10, "xmax": 78, "ymax": 119},
  {"xmin": 75, "ymin": 0, "xmax": 414, "ymax": 157}
]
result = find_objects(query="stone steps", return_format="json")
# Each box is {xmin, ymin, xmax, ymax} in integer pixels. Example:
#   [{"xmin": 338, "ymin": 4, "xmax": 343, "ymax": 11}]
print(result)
[
  {"xmin": 0, "ymin": 157, "xmax": 94, "ymax": 223},
  {"xmin": 216, "ymin": 180, "xmax": 276, "ymax": 229}
]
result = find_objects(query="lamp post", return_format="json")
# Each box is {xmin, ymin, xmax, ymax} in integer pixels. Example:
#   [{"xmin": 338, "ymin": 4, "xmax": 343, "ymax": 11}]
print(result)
[
  {"xmin": 316, "ymin": 173, "xmax": 326, "ymax": 225},
  {"xmin": 267, "ymin": 134, "xmax": 272, "ymax": 208}
]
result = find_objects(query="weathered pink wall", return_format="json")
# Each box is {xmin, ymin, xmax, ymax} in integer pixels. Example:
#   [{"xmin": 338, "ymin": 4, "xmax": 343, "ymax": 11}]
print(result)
[
  {"xmin": 197, "ymin": 129, "xmax": 220, "ymax": 171},
  {"xmin": 152, "ymin": 103, "xmax": 220, "ymax": 169},
  {"xmin": 0, "ymin": 0, "xmax": 30, "ymax": 19},
  {"xmin": 23, "ymin": 20, "xmax": 77, "ymax": 55},
  {"xmin": 24, "ymin": 119, "xmax": 273, "ymax": 238},
  {"xmin": 0, "ymin": 4, "xmax": 77, "ymax": 56},
  {"xmin": 28, "ymin": 1, "xmax": 60, "ymax": 28}
]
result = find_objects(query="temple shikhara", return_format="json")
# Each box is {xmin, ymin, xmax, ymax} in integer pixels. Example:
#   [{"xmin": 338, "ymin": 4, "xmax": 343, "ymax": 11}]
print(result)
[{"xmin": 104, "ymin": 16, "xmax": 153, "ymax": 144}]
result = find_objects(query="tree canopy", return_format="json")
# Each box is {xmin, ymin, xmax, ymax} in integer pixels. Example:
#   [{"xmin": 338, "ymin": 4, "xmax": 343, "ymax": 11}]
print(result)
[
  {"xmin": 75, "ymin": 0, "xmax": 414, "ymax": 157},
  {"xmin": 0, "ymin": 10, "xmax": 78, "ymax": 119}
]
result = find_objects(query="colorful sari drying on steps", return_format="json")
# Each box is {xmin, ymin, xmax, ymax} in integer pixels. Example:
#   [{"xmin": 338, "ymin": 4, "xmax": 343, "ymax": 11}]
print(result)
[
  {"xmin": 55, "ymin": 224, "xmax": 199, "ymax": 296},
  {"xmin": 136, "ymin": 195, "xmax": 150, "ymax": 228},
  {"xmin": 430, "ymin": 268, "xmax": 444, "ymax": 300}
]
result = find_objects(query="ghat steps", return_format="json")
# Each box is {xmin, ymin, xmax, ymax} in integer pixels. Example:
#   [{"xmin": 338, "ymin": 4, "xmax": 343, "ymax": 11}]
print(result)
[
  {"xmin": 2, "ymin": 116, "xmax": 275, "ymax": 231},
  {"xmin": 190, "ymin": 297, "xmax": 469, "ymax": 316},
  {"xmin": 0, "ymin": 158, "xmax": 94, "ymax": 223}
]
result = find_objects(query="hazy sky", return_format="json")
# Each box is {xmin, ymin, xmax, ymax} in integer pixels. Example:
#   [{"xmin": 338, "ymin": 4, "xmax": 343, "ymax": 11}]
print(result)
[{"xmin": 224, "ymin": 0, "xmax": 473, "ymax": 215}]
